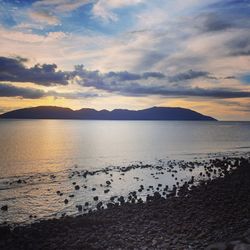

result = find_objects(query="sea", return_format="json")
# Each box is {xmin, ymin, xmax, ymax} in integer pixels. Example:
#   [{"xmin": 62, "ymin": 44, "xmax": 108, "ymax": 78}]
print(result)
[{"xmin": 0, "ymin": 119, "xmax": 250, "ymax": 225}]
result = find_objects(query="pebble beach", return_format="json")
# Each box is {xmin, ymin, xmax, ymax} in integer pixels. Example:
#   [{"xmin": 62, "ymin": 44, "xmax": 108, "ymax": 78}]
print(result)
[{"xmin": 1, "ymin": 156, "xmax": 250, "ymax": 249}]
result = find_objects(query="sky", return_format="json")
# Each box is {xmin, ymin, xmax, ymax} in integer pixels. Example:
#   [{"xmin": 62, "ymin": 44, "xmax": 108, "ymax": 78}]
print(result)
[{"xmin": 0, "ymin": 0, "xmax": 250, "ymax": 120}]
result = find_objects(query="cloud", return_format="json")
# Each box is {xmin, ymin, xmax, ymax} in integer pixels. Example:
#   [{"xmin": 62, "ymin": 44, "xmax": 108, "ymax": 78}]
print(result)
[
  {"xmin": 168, "ymin": 70, "xmax": 209, "ymax": 82},
  {"xmin": 106, "ymin": 70, "xmax": 165, "ymax": 81},
  {"xmin": 0, "ymin": 83, "xmax": 46, "ymax": 99},
  {"xmin": 226, "ymin": 34, "xmax": 250, "ymax": 57},
  {"xmin": 73, "ymin": 64, "xmax": 165, "ymax": 81},
  {"xmin": 28, "ymin": 9, "xmax": 60, "ymax": 25},
  {"xmin": 73, "ymin": 66, "xmax": 212, "ymax": 85},
  {"xmin": 32, "ymin": 0, "xmax": 93, "ymax": 13},
  {"xmin": 196, "ymin": 13, "xmax": 233, "ymax": 33},
  {"xmin": 48, "ymin": 90, "xmax": 99, "ymax": 99},
  {"xmin": 31, "ymin": 0, "xmax": 143, "ymax": 25},
  {"xmin": 92, "ymin": 0, "xmax": 143, "ymax": 22},
  {"xmin": 0, "ymin": 56, "xmax": 70, "ymax": 86},
  {"xmin": 73, "ymin": 65, "xmax": 250, "ymax": 99},
  {"xmin": 0, "ymin": 83, "xmax": 99, "ymax": 99}
]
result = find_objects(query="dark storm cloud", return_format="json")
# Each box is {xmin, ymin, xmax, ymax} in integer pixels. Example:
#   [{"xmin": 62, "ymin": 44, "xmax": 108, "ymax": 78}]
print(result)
[
  {"xmin": 197, "ymin": 0, "xmax": 250, "ymax": 34},
  {"xmin": 74, "ymin": 66, "xmax": 210, "ymax": 85},
  {"xmin": 75, "ymin": 72, "xmax": 250, "ymax": 99},
  {"xmin": 73, "ymin": 65, "xmax": 165, "ymax": 82},
  {"xmin": 0, "ymin": 83, "xmax": 99, "ymax": 99},
  {"xmin": 0, "ymin": 83, "xmax": 46, "ymax": 99},
  {"xmin": 0, "ymin": 57, "xmax": 70, "ymax": 86},
  {"xmin": 143, "ymin": 72, "xmax": 165, "ymax": 79},
  {"xmin": 168, "ymin": 70, "xmax": 209, "ymax": 82},
  {"xmin": 117, "ymin": 85, "xmax": 250, "ymax": 99},
  {"xmin": 74, "ymin": 66, "xmax": 250, "ymax": 99},
  {"xmin": 198, "ymin": 13, "xmax": 232, "ymax": 33},
  {"xmin": 106, "ymin": 71, "xmax": 165, "ymax": 81}
]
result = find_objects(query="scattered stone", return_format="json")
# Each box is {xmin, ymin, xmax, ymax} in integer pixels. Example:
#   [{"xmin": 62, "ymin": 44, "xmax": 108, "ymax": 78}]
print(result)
[
  {"xmin": 1, "ymin": 205, "xmax": 8, "ymax": 211},
  {"xmin": 76, "ymin": 205, "xmax": 82, "ymax": 211}
]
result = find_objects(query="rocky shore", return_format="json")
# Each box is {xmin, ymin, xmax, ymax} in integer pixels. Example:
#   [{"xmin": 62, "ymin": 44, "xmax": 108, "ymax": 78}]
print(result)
[{"xmin": 0, "ymin": 157, "xmax": 250, "ymax": 250}]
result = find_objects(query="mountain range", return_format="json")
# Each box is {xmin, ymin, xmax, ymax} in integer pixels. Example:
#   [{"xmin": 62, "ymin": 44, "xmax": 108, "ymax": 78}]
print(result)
[{"xmin": 0, "ymin": 106, "xmax": 217, "ymax": 121}]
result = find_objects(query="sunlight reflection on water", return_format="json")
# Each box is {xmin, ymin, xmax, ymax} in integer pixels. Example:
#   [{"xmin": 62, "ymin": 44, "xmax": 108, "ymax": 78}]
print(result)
[{"xmin": 0, "ymin": 120, "xmax": 250, "ymax": 224}]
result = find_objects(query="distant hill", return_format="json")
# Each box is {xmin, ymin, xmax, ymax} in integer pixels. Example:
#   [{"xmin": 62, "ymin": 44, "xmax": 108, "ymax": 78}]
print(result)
[{"xmin": 0, "ymin": 106, "xmax": 217, "ymax": 121}]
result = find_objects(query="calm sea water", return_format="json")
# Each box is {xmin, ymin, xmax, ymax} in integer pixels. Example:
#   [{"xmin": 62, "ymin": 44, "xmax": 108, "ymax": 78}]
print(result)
[{"xmin": 0, "ymin": 119, "xmax": 250, "ymax": 224}]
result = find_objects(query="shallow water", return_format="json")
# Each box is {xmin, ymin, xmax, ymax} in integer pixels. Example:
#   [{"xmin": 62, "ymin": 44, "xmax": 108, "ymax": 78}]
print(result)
[{"xmin": 0, "ymin": 120, "xmax": 250, "ymax": 224}]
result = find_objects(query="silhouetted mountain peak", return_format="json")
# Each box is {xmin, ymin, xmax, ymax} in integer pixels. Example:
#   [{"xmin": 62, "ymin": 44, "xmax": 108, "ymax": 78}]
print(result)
[{"xmin": 0, "ymin": 106, "xmax": 217, "ymax": 121}]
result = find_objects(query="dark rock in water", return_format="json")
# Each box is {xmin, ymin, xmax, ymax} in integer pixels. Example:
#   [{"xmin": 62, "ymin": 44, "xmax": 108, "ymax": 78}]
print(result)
[
  {"xmin": 104, "ymin": 189, "xmax": 110, "ymax": 193},
  {"xmin": 92, "ymin": 188, "xmax": 96, "ymax": 191},
  {"xmin": 96, "ymin": 202, "xmax": 103, "ymax": 209},
  {"xmin": 106, "ymin": 180, "xmax": 111, "ymax": 186},
  {"xmin": 17, "ymin": 179, "xmax": 22, "ymax": 184},
  {"xmin": 76, "ymin": 205, "xmax": 82, "ymax": 211},
  {"xmin": 137, "ymin": 198, "xmax": 143, "ymax": 204},
  {"xmin": 56, "ymin": 191, "xmax": 60, "ymax": 195},
  {"xmin": 153, "ymin": 192, "xmax": 162, "ymax": 200},
  {"xmin": 69, "ymin": 194, "xmax": 74, "ymax": 198},
  {"xmin": 64, "ymin": 199, "xmax": 69, "ymax": 204},
  {"xmin": 75, "ymin": 185, "xmax": 80, "ymax": 190},
  {"xmin": 93, "ymin": 196, "xmax": 99, "ymax": 201},
  {"xmin": 72, "ymin": 182, "xmax": 76, "ymax": 185},
  {"xmin": 118, "ymin": 196, "xmax": 125, "ymax": 204},
  {"xmin": 1, "ymin": 205, "xmax": 8, "ymax": 211},
  {"xmin": 85, "ymin": 202, "xmax": 89, "ymax": 206}
]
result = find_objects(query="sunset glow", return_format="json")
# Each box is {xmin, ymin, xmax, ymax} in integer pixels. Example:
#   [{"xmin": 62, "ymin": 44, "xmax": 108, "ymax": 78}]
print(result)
[{"xmin": 1, "ymin": 0, "xmax": 250, "ymax": 120}]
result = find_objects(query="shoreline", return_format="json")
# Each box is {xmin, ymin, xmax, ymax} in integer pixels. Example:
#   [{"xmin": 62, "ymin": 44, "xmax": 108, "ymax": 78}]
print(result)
[{"xmin": 1, "ymin": 157, "xmax": 250, "ymax": 249}]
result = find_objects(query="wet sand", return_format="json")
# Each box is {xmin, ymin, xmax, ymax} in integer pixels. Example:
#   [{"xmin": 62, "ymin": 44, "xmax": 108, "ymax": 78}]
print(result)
[{"xmin": 0, "ymin": 157, "xmax": 250, "ymax": 249}]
